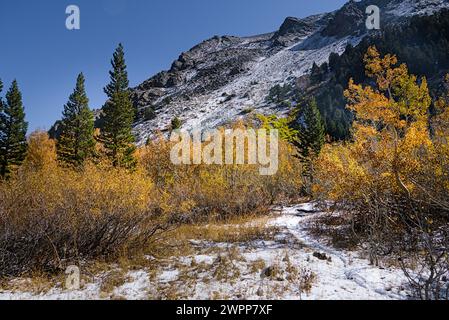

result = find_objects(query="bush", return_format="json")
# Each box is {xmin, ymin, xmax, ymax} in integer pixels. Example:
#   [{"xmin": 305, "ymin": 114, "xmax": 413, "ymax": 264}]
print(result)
[
  {"xmin": 266, "ymin": 84, "xmax": 293, "ymax": 104},
  {"xmin": 0, "ymin": 123, "xmax": 303, "ymax": 277},
  {"xmin": 23, "ymin": 130, "xmax": 57, "ymax": 171},
  {"xmin": 139, "ymin": 125, "xmax": 303, "ymax": 221},
  {"xmin": 0, "ymin": 160, "xmax": 169, "ymax": 277},
  {"xmin": 171, "ymin": 117, "xmax": 182, "ymax": 130},
  {"xmin": 141, "ymin": 107, "xmax": 156, "ymax": 121},
  {"xmin": 313, "ymin": 48, "xmax": 449, "ymax": 299}
]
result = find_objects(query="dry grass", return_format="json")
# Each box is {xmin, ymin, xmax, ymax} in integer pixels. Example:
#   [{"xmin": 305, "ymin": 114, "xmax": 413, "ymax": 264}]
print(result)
[
  {"xmin": 307, "ymin": 213, "xmax": 359, "ymax": 251},
  {"xmin": 250, "ymin": 259, "xmax": 267, "ymax": 274},
  {"xmin": 0, "ymin": 272, "xmax": 59, "ymax": 294},
  {"xmin": 261, "ymin": 253, "xmax": 317, "ymax": 297},
  {"xmin": 167, "ymin": 216, "xmax": 279, "ymax": 244},
  {"xmin": 99, "ymin": 269, "xmax": 129, "ymax": 295},
  {"xmin": 298, "ymin": 267, "xmax": 316, "ymax": 295},
  {"xmin": 0, "ymin": 214, "xmax": 321, "ymax": 300},
  {"xmin": 142, "ymin": 214, "xmax": 280, "ymax": 263}
]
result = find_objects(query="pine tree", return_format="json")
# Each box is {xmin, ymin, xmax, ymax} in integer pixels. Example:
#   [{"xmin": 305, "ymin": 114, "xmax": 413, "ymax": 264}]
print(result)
[
  {"xmin": 0, "ymin": 78, "xmax": 3, "ymax": 116},
  {"xmin": 171, "ymin": 116, "xmax": 182, "ymax": 131},
  {"xmin": 57, "ymin": 73, "xmax": 95, "ymax": 167},
  {"xmin": 99, "ymin": 43, "xmax": 136, "ymax": 168},
  {"xmin": 293, "ymin": 99, "xmax": 325, "ymax": 194},
  {"xmin": 0, "ymin": 79, "xmax": 4, "ymax": 155},
  {"xmin": 0, "ymin": 80, "xmax": 28, "ymax": 177},
  {"xmin": 310, "ymin": 62, "xmax": 322, "ymax": 84},
  {"xmin": 294, "ymin": 98, "xmax": 325, "ymax": 161}
]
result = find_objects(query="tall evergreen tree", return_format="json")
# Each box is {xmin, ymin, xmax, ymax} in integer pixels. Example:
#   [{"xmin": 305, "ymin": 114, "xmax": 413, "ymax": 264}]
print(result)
[
  {"xmin": 0, "ymin": 78, "xmax": 3, "ymax": 114},
  {"xmin": 57, "ymin": 73, "xmax": 95, "ymax": 167},
  {"xmin": 98, "ymin": 43, "xmax": 136, "ymax": 168},
  {"xmin": 294, "ymin": 98, "xmax": 325, "ymax": 161},
  {"xmin": 310, "ymin": 62, "xmax": 322, "ymax": 84},
  {"xmin": 0, "ymin": 79, "xmax": 4, "ymax": 154},
  {"xmin": 0, "ymin": 80, "xmax": 28, "ymax": 177}
]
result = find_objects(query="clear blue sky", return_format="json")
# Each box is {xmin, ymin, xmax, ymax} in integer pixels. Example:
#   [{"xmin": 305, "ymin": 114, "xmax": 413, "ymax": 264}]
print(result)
[{"xmin": 0, "ymin": 0, "xmax": 347, "ymax": 132}]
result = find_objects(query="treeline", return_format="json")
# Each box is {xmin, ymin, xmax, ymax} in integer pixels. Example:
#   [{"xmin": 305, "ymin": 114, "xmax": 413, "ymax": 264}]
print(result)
[
  {"xmin": 309, "ymin": 9, "xmax": 449, "ymax": 140},
  {"xmin": 0, "ymin": 43, "xmax": 136, "ymax": 178}
]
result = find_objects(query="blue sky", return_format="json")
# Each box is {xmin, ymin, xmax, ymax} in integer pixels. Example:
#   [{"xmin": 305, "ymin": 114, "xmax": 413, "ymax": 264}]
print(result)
[{"xmin": 0, "ymin": 0, "xmax": 347, "ymax": 132}]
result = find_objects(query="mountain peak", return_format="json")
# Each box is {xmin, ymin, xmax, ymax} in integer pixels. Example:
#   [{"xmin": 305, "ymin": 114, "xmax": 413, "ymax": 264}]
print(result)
[
  {"xmin": 271, "ymin": 14, "xmax": 328, "ymax": 47},
  {"xmin": 321, "ymin": 0, "xmax": 365, "ymax": 38},
  {"xmin": 277, "ymin": 17, "xmax": 312, "ymax": 36}
]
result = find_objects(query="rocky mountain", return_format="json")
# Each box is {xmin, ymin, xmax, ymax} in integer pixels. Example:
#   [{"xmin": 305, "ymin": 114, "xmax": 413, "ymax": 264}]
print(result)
[{"xmin": 128, "ymin": 0, "xmax": 449, "ymax": 144}]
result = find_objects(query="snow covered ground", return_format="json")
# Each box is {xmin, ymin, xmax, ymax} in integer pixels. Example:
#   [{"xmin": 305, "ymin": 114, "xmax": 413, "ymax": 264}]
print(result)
[
  {"xmin": 0, "ymin": 203, "xmax": 411, "ymax": 300},
  {"xmin": 270, "ymin": 204, "xmax": 409, "ymax": 300}
]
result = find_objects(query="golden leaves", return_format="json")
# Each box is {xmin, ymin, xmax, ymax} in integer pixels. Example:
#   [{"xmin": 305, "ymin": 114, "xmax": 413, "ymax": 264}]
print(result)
[
  {"xmin": 347, "ymin": 46, "xmax": 431, "ymax": 132},
  {"xmin": 314, "ymin": 48, "xmax": 449, "ymax": 203}
]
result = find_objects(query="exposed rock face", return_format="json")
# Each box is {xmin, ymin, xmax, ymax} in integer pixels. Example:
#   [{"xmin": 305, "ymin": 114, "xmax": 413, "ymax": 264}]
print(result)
[
  {"xmin": 321, "ymin": 1, "xmax": 365, "ymax": 38},
  {"xmin": 278, "ymin": 17, "xmax": 313, "ymax": 36},
  {"xmin": 271, "ymin": 16, "xmax": 317, "ymax": 47},
  {"xmin": 118, "ymin": 0, "xmax": 449, "ymax": 144},
  {"xmin": 129, "ymin": 13, "xmax": 342, "ymax": 143}
]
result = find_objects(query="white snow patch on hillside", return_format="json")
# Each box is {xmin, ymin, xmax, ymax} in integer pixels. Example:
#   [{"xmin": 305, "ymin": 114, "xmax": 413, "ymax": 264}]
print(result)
[
  {"xmin": 132, "ymin": 32, "xmax": 363, "ymax": 145},
  {"xmin": 163, "ymin": 36, "xmax": 361, "ymax": 134},
  {"xmin": 387, "ymin": 0, "xmax": 449, "ymax": 17}
]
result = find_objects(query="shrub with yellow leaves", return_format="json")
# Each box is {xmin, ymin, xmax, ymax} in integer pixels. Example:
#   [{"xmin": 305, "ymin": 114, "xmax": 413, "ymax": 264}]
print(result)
[
  {"xmin": 0, "ymin": 121, "xmax": 302, "ymax": 277},
  {"xmin": 23, "ymin": 130, "xmax": 57, "ymax": 171},
  {"xmin": 0, "ymin": 137, "xmax": 168, "ymax": 277},
  {"xmin": 314, "ymin": 47, "xmax": 449, "ymax": 299},
  {"xmin": 138, "ymin": 123, "xmax": 303, "ymax": 221},
  {"xmin": 315, "ymin": 46, "xmax": 440, "ymax": 208}
]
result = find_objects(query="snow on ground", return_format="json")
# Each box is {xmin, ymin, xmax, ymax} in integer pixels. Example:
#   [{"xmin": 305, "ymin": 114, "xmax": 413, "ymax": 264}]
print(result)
[
  {"xmin": 269, "ymin": 203, "xmax": 409, "ymax": 300},
  {"xmin": 0, "ymin": 203, "xmax": 411, "ymax": 300}
]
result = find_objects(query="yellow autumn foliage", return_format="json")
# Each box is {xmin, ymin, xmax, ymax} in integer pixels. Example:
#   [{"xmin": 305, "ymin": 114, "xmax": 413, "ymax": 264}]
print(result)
[
  {"xmin": 138, "ymin": 124, "xmax": 303, "ymax": 220},
  {"xmin": 0, "ymin": 116, "xmax": 304, "ymax": 277},
  {"xmin": 0, "ymin": 133, "xmax": 161, "ymax": 277},
  {"xmin": 315, "ymin": 47, "xmax": 449, "ymax": 223}
]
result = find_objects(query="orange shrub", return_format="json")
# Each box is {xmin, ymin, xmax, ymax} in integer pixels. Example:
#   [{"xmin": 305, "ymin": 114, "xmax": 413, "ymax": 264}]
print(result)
[
  {"xmin": 138, "ymin": 126, "xmax": 303, "ymax": 221},
  {"xmin": 0, "ymin": 160, "xmax": 166, "ymax": 277},
  {"xmin": 313, "ymin": 48, "xmax": 449, "ymax": 267}
]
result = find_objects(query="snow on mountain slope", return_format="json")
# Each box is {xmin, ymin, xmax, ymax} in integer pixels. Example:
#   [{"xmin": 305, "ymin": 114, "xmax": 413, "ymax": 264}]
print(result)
[
  {"xmin": 129, "ymin": 0, "xmax": 449, "ymax": 144},
  {"xmin": 386, "ymin": 0, "xmax": 449, "ymax": 17},
  {"xmin": 131, "ymin": 18, "xmax": 359, "ymax": 144},
  {"xmin": 133, "ymin": 35, "xmax": 360, "ymax": 142}
]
